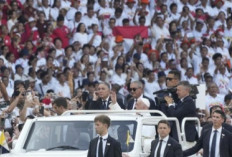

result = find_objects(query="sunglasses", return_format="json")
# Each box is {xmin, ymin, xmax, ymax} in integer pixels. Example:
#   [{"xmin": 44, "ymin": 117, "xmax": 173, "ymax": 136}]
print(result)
[
  {"xmin": 130, "ymin": 88, "xmax": 139, "ymax": 92},
  {"xmin": 166, "ymin": 77, "xmax": 174, "ymax": 81}
]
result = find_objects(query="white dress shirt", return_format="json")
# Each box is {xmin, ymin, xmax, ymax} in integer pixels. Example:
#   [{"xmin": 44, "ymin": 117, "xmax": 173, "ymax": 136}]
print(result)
[
  {"xmin": 55, "ymin": 82, "xmax": 71, "ymax": 98},
  {"xmin": 97, "ymin": 133, "xmax": 109, "ymax": 157},
  {"xmin": 209, "ymin": 127, "xmax": 222, "ymax": 157},
  {"xmin": 154, "ymin": 135, "xmax": 169, "ymax": 157}
]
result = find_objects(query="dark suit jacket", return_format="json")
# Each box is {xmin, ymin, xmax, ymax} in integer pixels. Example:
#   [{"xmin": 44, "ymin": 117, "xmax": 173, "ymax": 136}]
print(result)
[
  {"xmin": 87, "ymin": 135, "xmax": 122, "ymax": 157},
  {"xmin": 183, "ymin": 127, "xmax": 232, "ymax": 157},
  {"xmin": 149, "ymin": 136, "xmax": 183, "ymax": 157},
  {"xmin": 127, "ymin": 95, "xmax": 157, "ymax": 110},
  {"xmin": 166, "ymin": 96, "xmax": 198, "ymax": 142},
  {"xmin": 88, "ymin": 97, "xmax": 125, "ymax": 110}
]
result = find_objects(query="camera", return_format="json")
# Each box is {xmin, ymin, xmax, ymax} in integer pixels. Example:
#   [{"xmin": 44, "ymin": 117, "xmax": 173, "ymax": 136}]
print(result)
[
  {"xmin": 154, "ymin": 87, "xmax": 177, "ymax": 105},
  {"xmin": 153, "ymin": 85, "xmax": 199, "ymax": 106}
]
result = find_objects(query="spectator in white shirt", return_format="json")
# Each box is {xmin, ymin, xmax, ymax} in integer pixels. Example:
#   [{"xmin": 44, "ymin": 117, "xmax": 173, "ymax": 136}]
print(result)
[
  {"xmin": 111, "ymin": 64, "xmax": 128, "ymax": 87},
  {"xmin": 60, "ymin": 0, "xmax": 71, "ymax": 10},
  {"xmin": 193, "ymin": 20, "xmax": 206, "ymax": 41},
  {"xmin": 68, "ymin": 11, "xmax": 82, "ymax": 38},
  {"xmin": 143, "ymin": 70, "xmax": 160, "ymax": 101},
  {"xmin": 112, "ymin": 7, "xmax": 126, "ymax": 27},
  {"xmin": 7, "ymin": 10, "xmax": 18, "ymax": 31},
  {"xmin": 55, "ymin": 72, "xmax": 71, "ymax": 98},
  {"xmin": 225, "ymin": 17, "xmax": 232, "ymax": 38},
  {"xmin": 88, "ymin": 24, "xmax": 102, "ymax": 47},
  {"xmin": 123, "ymin": 0, "xmax": 136, "ymax": 25},
  {"xmin": 14, "ymin": 65, "xmax": 28, "ymax": 81},
  {"xmin": 184, "ymin": 67, "xmax": 199, "ymax": 85},
  {"xmin": 214, "ymin": 64, "xmax": 230, "ymax": 95},
  {"xmin": 151, "ymin": 15, "xmax": 170, "ymax": 49},
  {"xmin": 2, "ymin": 76, "xmax": 14, "ymax": 98},
  {"xmin": 72, "ymin": 23, "xmax": 88, "ymax": 46},
  {"xmin": 37, "ymin": 0, "xmax": 52, "ymax": 20},
  {"xmin": 205, "ymin": 82, "xmax": 225, "ymax": 113},
  {"xmin": 66, "ymin": 0, "xmax": 84, "ymax": 21},
  {"xmin": 35, "ymin": 70, "xmax": 54, "ymax": 97},
  {"xmin": 50, "ymin": 0, "xmax": 61, "ymax": 21},
  {"xmin": 82, "ymin": 7, "xmax": 99, "ymax": 33},
  {"xmin": 166, "ymin": 3, "xmax": 180, "ymax": 23}
]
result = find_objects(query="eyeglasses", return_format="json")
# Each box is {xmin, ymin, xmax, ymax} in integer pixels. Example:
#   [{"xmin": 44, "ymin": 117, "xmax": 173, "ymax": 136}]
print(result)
[
  {"xmin": 166, "ymin": 77, "xmax": 174, "ymax": 81},
  {"xmin": 130, "ymin": 88, "xmax": 139, "ymax": 92}
]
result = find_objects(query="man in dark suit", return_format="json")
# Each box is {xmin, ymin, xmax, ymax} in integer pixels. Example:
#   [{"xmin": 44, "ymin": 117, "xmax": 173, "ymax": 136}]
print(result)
[
  {"xmin": 149, "ymin": 120, "xmax": 183, "ymax": 157},
  {"xmin": 183, "ymin": 110, "xmax": 232, "ymax": 157},
  {"xmin": 88, "ymin": 82, "xmax": 124, "ymax": 110},
  {"xmin": 87, "ymin": 115, "xmax": 122, "ymax": 157},
  {"xmin": 202, "ymin": 105, "xmax": 232, "ymax": 133},
  {"xmin": 164, "ymin": 81, "xmax": 198, "ymax": 142},
  {"xmin": 127, "ymin": 80, "xmax": 156, "ymax": 111}
]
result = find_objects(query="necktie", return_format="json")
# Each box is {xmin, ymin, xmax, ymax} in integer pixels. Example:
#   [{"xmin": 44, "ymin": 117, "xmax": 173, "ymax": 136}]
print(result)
[
  {"xmin": 134, "ymin": 99, "xmax": 137, "ymax": 109},
  {"xmin": 156, "ymin": 140, "xmax": 163, "ymax": 157},
  {"xmin": 210, "ymin": 130, "xmax": 217, "ymax": 157},
  {"xmin": 102, "ymin": 100, "xmax": 107, "ymax": 109},
  {"xmin": 98, "ymin": 137, "xmax": 103, "ymax": 157}
]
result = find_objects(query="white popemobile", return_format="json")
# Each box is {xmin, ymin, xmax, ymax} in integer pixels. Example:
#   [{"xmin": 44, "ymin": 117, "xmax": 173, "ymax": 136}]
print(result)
[{"xmin": 0, "ymin": 110, "xmax": 201, "ymax": 157}]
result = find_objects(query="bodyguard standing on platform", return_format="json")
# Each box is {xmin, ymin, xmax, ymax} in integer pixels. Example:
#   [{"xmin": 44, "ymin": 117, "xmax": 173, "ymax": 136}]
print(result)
[
  {"xmin": 149, "ymin": 120, "xmax": 183, "ymax": 157},
  {"xmin": 183, "ymin": 110, "xmax": 232, "ymax": 157},
  {"xmin": 87, "ymin": 115, "xmax": 122, "ymax": 157}
]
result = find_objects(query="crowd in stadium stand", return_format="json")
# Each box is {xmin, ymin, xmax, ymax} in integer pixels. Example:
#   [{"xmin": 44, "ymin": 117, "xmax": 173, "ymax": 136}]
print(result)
[{"xmin": 0, "ymin": 0, "xmax": 232, "ymax": 151}]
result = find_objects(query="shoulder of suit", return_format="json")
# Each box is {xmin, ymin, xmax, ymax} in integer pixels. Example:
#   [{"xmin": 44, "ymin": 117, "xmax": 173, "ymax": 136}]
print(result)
[
  {"xmin": 222, "ymin": 123, "xmax": 232, "ymax": 132},
  {"xmin": 108, "ymin": 135, "xmax": 121, "ymax": 144},
  {"xmin": 90, "ymin": 137, "xmax": 99, "ymax": 143},
  {"xmin": 168, "ymin": 136, "xmax": 179, "ymax": 144},
  {"xmin": 222, "ymin": 127, "xmax": 232, "ymax": 135},
  {"xmin": 184, "ymin": 96, "xmax": 193, "ymax": 101},
  {"xmin": 202, "ymin": 126, "xmax": 212, "ymax": 134},
  {"xmin": 150, "ymin": 139, "xmax": 158, "ymax": 146}
]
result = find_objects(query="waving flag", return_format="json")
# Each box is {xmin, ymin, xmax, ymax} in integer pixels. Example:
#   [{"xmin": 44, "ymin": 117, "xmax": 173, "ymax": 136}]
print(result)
[
  {"xmin": 113, "ymin": 26, "xmax": 148, "ymax": 39},
  {"xmin": 0, "ymin": 131, "xmax": 9, "ymax": 154}
]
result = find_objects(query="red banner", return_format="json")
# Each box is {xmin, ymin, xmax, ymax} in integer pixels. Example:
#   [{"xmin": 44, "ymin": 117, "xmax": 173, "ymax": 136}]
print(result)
[{"xmin": 113, "ymin": 26, "xmax": 148, "ymax": 39}]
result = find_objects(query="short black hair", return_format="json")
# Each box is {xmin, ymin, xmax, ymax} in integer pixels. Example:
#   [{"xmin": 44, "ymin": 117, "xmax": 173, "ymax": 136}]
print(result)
[
  {"xmin": 122, "ymin": 18, "xmax": 129, "ymax": 24},
  {"xmin": 115, "ymin": 7, "xmax": 122, "ymax": 14},
  {"xmin": 169, "ymin": 70, "xmax": 181, "ymax": 80},
  {"xmin": 53, "ymin": 97, "xmax": 68, "ymax": 109},
  {"xmin": 57, "ymin": 14, "xmax": 64, "ymax": 21},
  {"xmin": 170, "ymin": 2, "xmax": 177, "ymax": 10},
  {"xmin": 18, "ymin": 124, "xmax": 24, "ymax": 132},
  {"xmin": 213, "ymin": 110, "xmax": 226, "ymax": 122},
  {"xmin": 98, "ymin": 82, "xmax": 110, "ymax": 90},
  {"xmin": 94, "ymin": 115, "xmax": 111, "ymax": 128},
  {"xmin": 202, "ymin": 57, "xmax": 209, "ymax": 63},
  {"xmin": 212, "ymin": 53, "xmax": 222, "ymax": 61},
  {"xmin": 224, "ymin": 94, "xmax": 232, "ymax": 102},
  {"xmin": 40, "ymin": 70, "xmax": 49, "ymax": 79},
  {"xmin": 158, "ymin": 120, "xmax": 170, "ymax": 128}
]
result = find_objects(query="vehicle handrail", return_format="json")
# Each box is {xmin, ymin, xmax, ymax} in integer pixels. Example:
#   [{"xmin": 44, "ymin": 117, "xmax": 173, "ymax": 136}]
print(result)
[
  {"xmin": 181, "ymin": 117, "xmax": 201, "ymax": 142},
  {"xmin": 62, "ymin": 110, "xmax": 167, "ymax": 117},
  {"xmin": 165, "ymin": 117, "xmax": 182, "ymax": 143}
]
